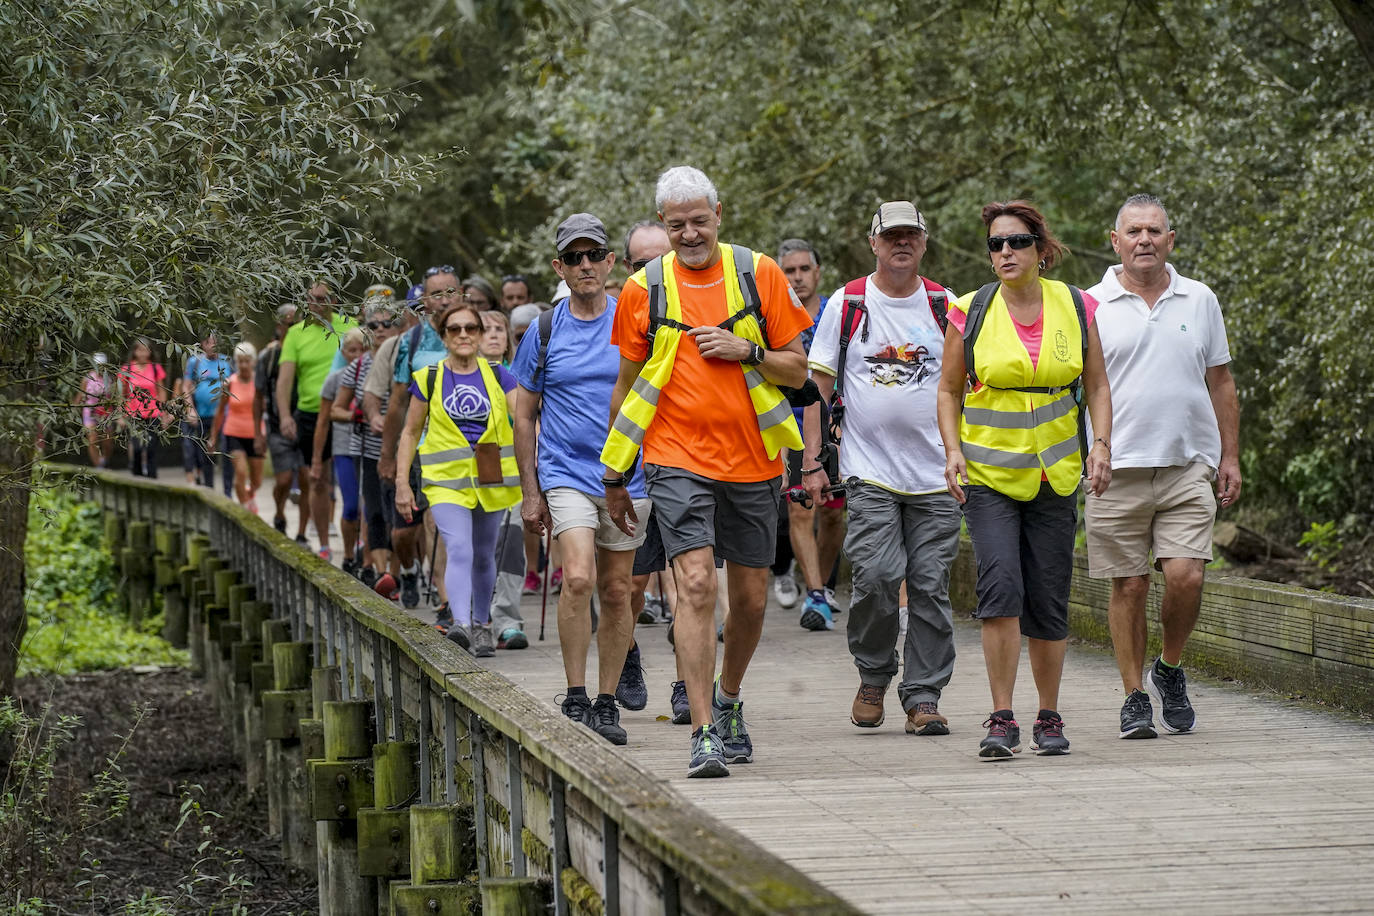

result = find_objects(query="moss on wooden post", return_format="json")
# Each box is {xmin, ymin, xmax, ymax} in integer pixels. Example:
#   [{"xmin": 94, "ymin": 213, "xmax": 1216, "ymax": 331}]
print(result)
[
  {"xmin": 228, "ymin": 583, "xmax": 254, "ymax": 621},
  {"xmin": 480, "ymin": 877, "xmax": 552, "ymax": 914},
  {"xmin": 324, "ymin": 700, "xmax": 373, "ymax": 761},
  {"xmin": 408, "ymin": 804, "xmax": 475, "ymax": 884},
  {"xmin": 273, "ymin": 641, "xmax": 312, "ymax": 691},
  {"xmin": 312, "ymin": 666, "xmax": 342, "ymax": 711},
  {"xmin": 214, "ymin": 568, "xmax": 238, "ymax": 606}
]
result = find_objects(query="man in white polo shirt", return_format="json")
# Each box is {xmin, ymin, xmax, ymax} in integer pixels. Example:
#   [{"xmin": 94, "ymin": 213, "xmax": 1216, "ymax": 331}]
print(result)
[{"xmin": 1085, "ymin": 193, "xmax": 1241, "ymax": 741}]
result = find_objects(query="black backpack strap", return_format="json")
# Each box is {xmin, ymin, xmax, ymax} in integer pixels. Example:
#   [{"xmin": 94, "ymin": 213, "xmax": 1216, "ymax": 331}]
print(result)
[
  {"xmin": 423, "ymin": 363, "xmax": 439, "ymax": 403},
  {"xmin": 924, "ymin": 278, "xmax": 949, "ymax": 334},
  {"xmin": 532, "ymin": 305, "xmax": 557, "ymax": 387},
  {"xmin": 1068, "ymin": 284, "xmax": 1089, "ymax": 464},
  {"xmin": 962, "ymin": 281, "xmax": 1001, "ymax": 386},
  {"xmin": 407, "ymin": 323, "xmax": 425, "ymax": 373},
  {"xmin": 717, "ymin": 244, "xmax": 768, "ymax": 342}
]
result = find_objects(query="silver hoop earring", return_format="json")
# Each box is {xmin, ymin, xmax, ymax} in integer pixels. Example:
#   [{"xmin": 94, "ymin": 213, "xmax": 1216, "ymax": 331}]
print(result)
[{"xmin": 1038, "ymin": 258, "xmax": 1047, "ymax": 271}]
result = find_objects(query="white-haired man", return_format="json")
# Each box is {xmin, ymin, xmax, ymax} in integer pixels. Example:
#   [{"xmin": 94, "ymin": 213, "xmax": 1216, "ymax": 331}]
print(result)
[
  {"xmin": 601, "ymin": 166, "xmax": 812, "ymax": 778},
  {"xmin": 1086, "ymin": 193, "xmax": 1241, "ymax": 740}
]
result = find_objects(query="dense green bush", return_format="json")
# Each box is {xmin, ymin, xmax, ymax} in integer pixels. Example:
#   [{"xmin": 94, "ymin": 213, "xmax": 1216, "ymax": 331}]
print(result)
[{"xmin": 20, "ymin": 489, "xmax": 186, "ymax": 676}]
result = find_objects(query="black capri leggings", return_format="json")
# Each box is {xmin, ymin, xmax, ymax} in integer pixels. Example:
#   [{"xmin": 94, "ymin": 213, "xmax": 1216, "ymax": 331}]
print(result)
[{"xmin": 360, "ymin": 457, "xmax": 392, "ymax": 553}]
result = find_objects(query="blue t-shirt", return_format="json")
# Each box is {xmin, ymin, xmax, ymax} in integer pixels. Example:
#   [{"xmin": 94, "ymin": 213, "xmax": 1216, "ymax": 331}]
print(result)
[
  {"xmin": 394, "ymin": 322, "xmax": 446, "ymax": 385},
  {"xmin": 510, "ymin": 299, "xmax": 647, "ymax": 498},
  {"xmin": 410, "ymin": 363, "xmax": 517, "ymax": 444},
  {"xmin": 186, "ymin": 354, "xmax": 233, "ymax": 417}
]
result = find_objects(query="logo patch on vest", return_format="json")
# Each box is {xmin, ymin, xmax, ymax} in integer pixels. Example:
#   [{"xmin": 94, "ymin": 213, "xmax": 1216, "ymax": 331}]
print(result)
[{"xmin": 1054, "ymin": 329, "xmax": 1069, "ymax": 362}]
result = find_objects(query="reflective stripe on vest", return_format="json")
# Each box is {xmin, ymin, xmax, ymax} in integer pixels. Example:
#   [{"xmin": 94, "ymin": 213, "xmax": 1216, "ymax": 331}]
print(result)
[
  {"xmin": 414, "ymin": 359, "xmax": 521, "ymax": 511},
  {"xmin": 959, "ymin": 279, "xmax": 1084, "ymax": 500},
  {"xmin": 600, "ymin": 245, "xmax": 802, "ymax": 472}
]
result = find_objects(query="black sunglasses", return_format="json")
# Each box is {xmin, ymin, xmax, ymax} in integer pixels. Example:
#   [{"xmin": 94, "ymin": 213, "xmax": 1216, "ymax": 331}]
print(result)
[
  {"xmin": 986, "ymin": 234, "xmax": 1038, "ymax": 253},
  {"xmin": 443, "ymin": 322, "xmax": 482, "ymax": 336},
  {"xmin": 629, "ymin": 258, "xmax": 653, "ymax": 272},
  {"xmin": 366, "ymin": 318, "xmax": 400, "ymax": 330},
  {"xmin": 424, "ymin": 264, "xmax": 458, "ymax": 278},
  {"xmin": 558, "ymin": 247, "xmax": 611, "ymax": 266}
]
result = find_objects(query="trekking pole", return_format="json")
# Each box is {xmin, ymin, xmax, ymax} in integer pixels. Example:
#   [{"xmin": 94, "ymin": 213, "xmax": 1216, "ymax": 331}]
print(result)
[
  {"xmin": 538, "ymin": 529, "xmax": 551, "ymax": 641},
  {"xmin": 489, "ymin": 508, "xmax": 513, "ymax": 605},
  {"xmin": 425, "ymin": 518, "xmax": 440, "ymax": 605}
]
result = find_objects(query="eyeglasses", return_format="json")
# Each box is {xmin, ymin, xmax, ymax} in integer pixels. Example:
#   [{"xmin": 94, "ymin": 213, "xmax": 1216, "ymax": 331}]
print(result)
[
  {"xmin": 444, "ymin": 322, "xmax": 481, "ymax": 336},
  {"xmin": 558, "ymin": 247, "xmax": 611, "ymax": 266},
  {"xmin": 366, "ymin": 318, "xmax": 400, "ymax": 330},
  {"xmin": 629, "ymin": 258, "xmax": 653, "ymax": 272},
  {"xmin": 425, "ymin": 286, "xmax": 460, "ymax": 299},
  {"xmin": 424, "ymin": 264, "xmax": 458, "ymax": 278},
  {"xmin": 986, "ymin": 234, "xmax": 1038, "ymax": 253}
]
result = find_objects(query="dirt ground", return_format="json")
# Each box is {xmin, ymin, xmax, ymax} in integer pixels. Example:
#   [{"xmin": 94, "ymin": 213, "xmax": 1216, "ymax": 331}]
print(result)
[{"xmin": 13, "ymin": 667, "xmax": 317, "ymax": 915}]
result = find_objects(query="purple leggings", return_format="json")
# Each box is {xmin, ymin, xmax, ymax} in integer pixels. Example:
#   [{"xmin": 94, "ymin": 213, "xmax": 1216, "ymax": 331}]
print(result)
[{"xmin": 429, "ymin": 501, "xmax": 503, "ymax": 626}]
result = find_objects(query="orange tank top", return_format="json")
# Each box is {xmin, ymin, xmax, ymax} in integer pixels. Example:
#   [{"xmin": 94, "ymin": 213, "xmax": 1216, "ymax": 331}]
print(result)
[{"xmin": 222, "ymin": 373, "xmax": 257, "ymax": 438}]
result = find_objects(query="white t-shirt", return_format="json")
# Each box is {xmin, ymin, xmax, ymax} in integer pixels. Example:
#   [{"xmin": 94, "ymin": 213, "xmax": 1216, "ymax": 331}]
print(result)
[
  {"xmin": 808, "ymin": 274, "xmax": 951, "ymax": 495},
  {"xmin": 1086, "ymin": 264, "xmax": 1230, "ymax": 470}
]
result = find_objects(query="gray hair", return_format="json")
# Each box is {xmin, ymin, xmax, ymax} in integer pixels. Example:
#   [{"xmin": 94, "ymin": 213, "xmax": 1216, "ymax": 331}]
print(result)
[
  {"xmin": 655, "ymin": 166, "xmax": 718, "ymax": 212},
  {"xmin": 233, "ymin": 341, "xmax": 257, "ymax": 361},
  {"xmin": 509, "ymin": 304, "xmax": 542, "ymax": 332},
  {"xmin": 623, "ymin": 219, "xmax": 667, "ymax": 262},
  {"xmin": 777, "ymin": 238, "xmax": 819, "ymax": 266},
  {"xmin": 1115, "ymin": 193, "xmax": 1171, "ymax": 231}
]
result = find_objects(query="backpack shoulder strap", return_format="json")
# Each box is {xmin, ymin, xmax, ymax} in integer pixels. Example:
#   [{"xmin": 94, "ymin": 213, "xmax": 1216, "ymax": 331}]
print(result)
[
  {"xmin": 424, "ymin": 363, "xmax": 439, "ymax": 404},
  {"xmin": 407, "ymin": 323, "xmax": 424, "ymax": 371},
  {"xmin": 1067, "ymin": 284, "xmax": 1089, "ymax": 462},
  {"xmin": 717, "ymin": 244, "xmax": 768, "ymax": 341},
  {"xmin": 922, "ymin": 277, "xmax": 949, "ymax": 334},
  {"xmin": 831, "ymin": 276, "xmax": 870, "ymax": 415},
  {"xmin": 533, "ymin": 305, "xmax": 557, "ymax": 387},
  {"xmin": 644, "ymin": 255, "xmax": 667, "ymax": 346},
  {"xmin": 1068, "ymin": 285, "xmax": 1088, "ymax": 357},
  {"xmin": 963, "ymin": 282, "xmax": 1002, "ymax": 386}
]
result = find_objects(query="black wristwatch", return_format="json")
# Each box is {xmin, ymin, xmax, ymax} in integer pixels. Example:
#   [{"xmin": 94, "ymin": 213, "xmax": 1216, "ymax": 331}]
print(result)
[
  {"xmin": 602, "ymin": 474, "xmax": 627, "ymax": 489},
  {"xmin": 742, "ymin": 342, "xmax": 765, "ymax": 366}
]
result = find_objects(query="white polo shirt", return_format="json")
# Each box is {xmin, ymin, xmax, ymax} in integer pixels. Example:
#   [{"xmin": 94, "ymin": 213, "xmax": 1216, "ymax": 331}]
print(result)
[{"xmin": 1086, "ymin": 264, "xmax": 1230, "ymax": 470}]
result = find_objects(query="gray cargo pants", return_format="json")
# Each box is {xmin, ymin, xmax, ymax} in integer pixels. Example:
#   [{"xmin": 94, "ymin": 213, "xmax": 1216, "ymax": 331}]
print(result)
[{"xmin": 845, "ymin": 481, "xmax": 961, "ymax": 710}]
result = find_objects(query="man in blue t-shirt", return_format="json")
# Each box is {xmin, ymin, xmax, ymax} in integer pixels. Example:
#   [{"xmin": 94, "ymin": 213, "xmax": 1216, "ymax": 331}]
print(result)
[
  {"xmin": 512, "ymin": 213, "xmax": 650, "ymax": 747},
  {"xmin": 178, "ymin": 333, "xmax": 235, "ymax": 496}
]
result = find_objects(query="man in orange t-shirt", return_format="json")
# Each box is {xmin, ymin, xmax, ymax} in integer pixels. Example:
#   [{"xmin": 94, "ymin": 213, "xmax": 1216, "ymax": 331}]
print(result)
[{"xmin": 603, "ymin": 165, "xmax": 812, "ymax": 779}]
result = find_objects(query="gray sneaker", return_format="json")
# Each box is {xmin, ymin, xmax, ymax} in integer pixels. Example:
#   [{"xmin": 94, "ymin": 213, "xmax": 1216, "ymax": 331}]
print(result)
[
  {"xmin": 1119, "ymin": 689, "xmax": 1157, "ymax": 739},
  {"xmin": 1146, "ymin": 658, "xmax": 1196, "ymax": 733},
  {"xmin": 687, "ymin": 724, "xmax": 729, "ymax": 778},
  {"xmin": 710, "ymin": 691, "xmax": 753, "ymax": 764},
  {"xmin": 588, "ymin": 695, "xmax": 627, "ymax": 746},
  {"xmin": 560, "ymin": 693, "xmax": 591, "ymax": 725},
  {"xmin": 471, "ymin": 624, "xmax": 495, "ymax": 658},
  {"xmin": 446, "ymin": 624, "xmax": 471, "ymax": 651}
]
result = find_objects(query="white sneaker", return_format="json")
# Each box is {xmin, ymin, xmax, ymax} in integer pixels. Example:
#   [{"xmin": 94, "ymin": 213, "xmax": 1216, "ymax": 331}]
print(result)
[{"xmin": 773, "ymin": 567, "xmax": 800, "ymax": 609}]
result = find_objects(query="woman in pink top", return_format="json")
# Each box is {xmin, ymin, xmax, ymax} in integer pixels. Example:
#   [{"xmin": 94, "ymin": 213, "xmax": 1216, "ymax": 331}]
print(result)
[
  {"xmin": 212, "ymin": 342, "xmax": 264, "ymax": 510},
  {"xmin": 74, "ymin": 352, "xmax": 116, "ymax": 467},
  {"xmin": 119, "ymin": 338, "xmax": 169, "ymax": 478}
]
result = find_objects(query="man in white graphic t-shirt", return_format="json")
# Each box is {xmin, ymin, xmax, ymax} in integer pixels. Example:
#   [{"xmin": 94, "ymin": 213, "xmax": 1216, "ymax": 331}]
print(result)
[{"xmin": 803, "ymin": 201, "xmax": 962, "ymax": 736}]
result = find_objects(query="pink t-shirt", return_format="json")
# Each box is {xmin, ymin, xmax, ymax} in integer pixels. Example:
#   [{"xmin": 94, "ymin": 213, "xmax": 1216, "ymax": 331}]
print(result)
[
  {"xmin": 120, "ymin": 362, "xmax": 166, "ymax": 419},
  {"xmin": 948, "ymin": 287, "xmax": 1099, "ymax": 368}
]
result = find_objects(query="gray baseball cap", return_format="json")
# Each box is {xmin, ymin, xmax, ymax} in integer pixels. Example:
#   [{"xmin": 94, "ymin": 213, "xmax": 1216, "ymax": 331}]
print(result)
[
  {"xmin": 555, "ymin": 212, "xmax": 608, "ymax": 251},
  {"xmin": 870, "ymin": 201, "xmax": 927, "ymax": 236}
]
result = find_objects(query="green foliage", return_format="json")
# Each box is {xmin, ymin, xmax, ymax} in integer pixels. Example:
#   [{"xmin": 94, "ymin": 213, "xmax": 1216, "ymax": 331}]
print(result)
[
  {"xmin": 20, "ymin": 488, "xmax": 187, "ymax": 676},
  {"xmin": 1299, "ymin": 520, "xmax": 1343, "ymax": 570}
]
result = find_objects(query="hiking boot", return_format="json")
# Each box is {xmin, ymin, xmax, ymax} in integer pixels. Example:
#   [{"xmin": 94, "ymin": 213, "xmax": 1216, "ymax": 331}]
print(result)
[
  {"xmin": 523, "ymin": 571, "xmax": 540, "ymax": 595},
  {"xmin": 560, "ymin": 692, "xmax": 591, "ymax": 726},
  {"xmin": 799, "ymin": 590, "xmax": 834, "ymax": 631},
  {"xmin": 687, "ymin": 724, "xmax": 730, "ymax": 778},
  {"xmin": 359, "ymin": 566, "xmax": 378, "ymax": 589},
  {"xmin": 342, "ymin": 556, "xmax": 359, "ymax": 577},
  {"xmin": 669, "ymin": 680, "xmax": 691, "ymax": 725},
  {"xmin": 471, "ymin": 625, "xmax": 495, "ymax": 658},
  {"xmin": 616, "ymin": 644, "xmax": 648, "ymax": 710},
  {"xmin": 588, "ymin": 695, "xmax": 627, "ymax": 746},
  {"xmin": 978, "ymin": 710, "xmax": 1021, "ymax": 759},
  {"xmin": 1031, "ymin": 710, "xmax": 1071, "ymax": 756},
  {"xmin": 1146, "ymin": 657, "xmax": 1196, "ymax": 733},
  {"xmin": 905, "ymin": 701, "xmax": 949, "ymax": 736},
  {"xmin": 433, "ymin": 601, "xmax": 453, "ymax": 634},
  {"xmin": 497, "ymin": 628, "xmax": 528, "ymax": 650},
  {"xmin": 1119, "ymin": 689, "xmax": 1157, "ymax": 739},
  {"xmin": 273, "ymin": 516, "xmax": 287, "ymax": 535},
  {"xmin": 773, "ymin": 567, "xmax": 800, "ymax": 609},
  {"xmin": 711, "ymin": 690, "xmax": 753, "ymax": 764},
  {"xmin": 400, "ymin": 572, "xmax": 420, "ymax": 609},
  {"xmin": 824, "ymin": 586, "xmax": 843, "ymax": 618},
  {"xmin": 446, "ymin": 624, "xmax": 471, "ymax": 651},
  {"xmin": 851, "ymin": 683, "xmax": 886, "ymax": 728}
]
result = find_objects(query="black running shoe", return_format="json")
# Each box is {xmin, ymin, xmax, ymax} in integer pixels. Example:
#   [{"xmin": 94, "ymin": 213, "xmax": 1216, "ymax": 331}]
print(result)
[
  {"xmin": 1119, "ymin": 689, "xmax": 1157, "ymax": 739},
  {"xmin": 433, "ymin": 601, "xmax": 453, "ymax": 635},
  {"xmin": 273, "ymin": 516, "xmax": 287, "ymax": 535},
  {"xmin": 588, "ymin": 696, "xmax": 627, "ymax": 746},
  {"xmin": 615, "ymin": 644, "xmax": 648, "ymax": 710},
  {"xmin": 559, "ymin": 693, "xmax": 591, "ymax": 726},
  {"xmin": 1146, "ymin": 658, "xmax": 1196, "ymax": 733},
  {"xmin": 400, "ymin": 572, "xmax": 420, "ymax": 609},
  {"xmin": 669, "ymin": 680, "xmax": 691, "ymax": 725},
  {"xmin": 978, "ymin": 710, "xmax": 1021, "ymax": 759},
  {"xmin": 295, "ymin": 533, "xmax": 309, "ymax": 548},
  {"xmin": 1031, "ymin": 710, "xmax": 1071, "ymax": 755}
]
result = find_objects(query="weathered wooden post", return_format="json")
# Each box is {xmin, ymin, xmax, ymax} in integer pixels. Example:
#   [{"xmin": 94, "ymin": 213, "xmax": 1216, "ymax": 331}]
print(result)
[
  {"xmin": 480, "ymin": 876, "xmax": 553, "ymax": 913},
  {"xmin": 391, "ymin": 804, "xmax": 479, "ymax": 914},
  {"xmin": 359, "ymin": 740, "xmax": 419, "ymax": 913},
  {"xmin": 311, "ymin": 699, "xmax": 378, "ymax": 915},
  {"xmin": 123, "ymin": 520, "xmax": 153, "ymax": 625},
  {"xmin": 239, "ymin": 600, "xmax": 271, "ymax": 793},
  {"xmin": 262, "ymin": 633, "xmax": 313, "ymax": 869}
]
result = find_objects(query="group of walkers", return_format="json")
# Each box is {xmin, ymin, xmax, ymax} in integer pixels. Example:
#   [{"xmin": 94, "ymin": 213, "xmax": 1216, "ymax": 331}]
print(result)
[{"xmin": 83, "ymin": 164, "xmax": 1240, "ymax": 780}]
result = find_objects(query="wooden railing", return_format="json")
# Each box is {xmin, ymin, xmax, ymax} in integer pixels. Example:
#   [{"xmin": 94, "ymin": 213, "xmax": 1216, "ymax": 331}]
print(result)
[{"xmin": 71, "ymin": 468, "xmax": 858, "ymax": 916}]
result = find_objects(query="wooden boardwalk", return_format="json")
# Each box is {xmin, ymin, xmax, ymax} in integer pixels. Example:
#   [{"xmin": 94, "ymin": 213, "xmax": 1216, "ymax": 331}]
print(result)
[{"xmin": 270, "ymin": 497, "xmax": 1374, "ymax": 914}]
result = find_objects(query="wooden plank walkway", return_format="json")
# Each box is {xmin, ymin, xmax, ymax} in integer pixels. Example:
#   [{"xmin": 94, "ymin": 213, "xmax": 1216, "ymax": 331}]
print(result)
[{"xmin": 265, "ymin": 495, "xmax": 1374, "ymax": 914}]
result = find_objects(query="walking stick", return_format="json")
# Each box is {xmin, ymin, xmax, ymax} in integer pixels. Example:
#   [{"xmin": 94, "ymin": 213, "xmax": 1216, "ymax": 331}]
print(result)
[
  {"xmin": 490, "ymin": 508, "xmax": 513, "ymax": 605},
  {"xmin": 538, "ymin": 529, "xmax": 552, "ymax": 641},
  {"xmin": 424, "ymin": 517, "xmax": 441, "ymax": 605}
]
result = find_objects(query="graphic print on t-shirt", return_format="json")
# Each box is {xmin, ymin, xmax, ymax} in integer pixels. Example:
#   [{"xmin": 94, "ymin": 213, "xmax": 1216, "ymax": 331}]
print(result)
[
  {"xmin": 864, "ymin": 337, "xmax": 937, "ymax": 389},
  {"xmin": 443, "ymin": 381, "xmax": 489, "ymax": 423}
]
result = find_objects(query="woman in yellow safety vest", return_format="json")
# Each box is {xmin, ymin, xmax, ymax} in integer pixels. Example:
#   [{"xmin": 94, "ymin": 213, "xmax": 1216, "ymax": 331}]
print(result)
[
  {"xmin": 936, "ymin": 200, "xmax": 1113, "ymax": 760},
  {"xmin": 395, "ymin": 302, "xmax": 521, "ymax": 657}
]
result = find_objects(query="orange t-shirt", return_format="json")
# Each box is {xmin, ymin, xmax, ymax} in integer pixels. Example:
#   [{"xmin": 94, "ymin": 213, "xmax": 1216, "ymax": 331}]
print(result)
[
  {"xmin": 222, "ymin": 373, "xmax": 258, "ymax": 439},
  {"xmin": 611, "ymin": 250, "xmax": 813, "ymax": 482}
]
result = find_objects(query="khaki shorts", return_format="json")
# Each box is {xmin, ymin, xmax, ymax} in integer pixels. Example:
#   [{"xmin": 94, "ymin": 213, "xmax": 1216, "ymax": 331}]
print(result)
[
  {"xmin": 1085, "ymin": 462, "xmax": 1217, "ymax": 578},
  {"xmin": 545, "ymin": 487, "xmax": 652, "ymax": 551}
]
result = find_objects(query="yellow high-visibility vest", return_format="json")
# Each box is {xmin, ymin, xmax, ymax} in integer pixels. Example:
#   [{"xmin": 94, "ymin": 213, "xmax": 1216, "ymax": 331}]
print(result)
[
  {"xmin": 413, "ymin": 359, "xmax": 521, "ymax": 511},
  {"xmin": 600, "ymin": 244, "xmax": 802, "ymax": 473},
  {"xmin": 958, "ymin": 279, "xmax": 1084, "ymax": 500}
]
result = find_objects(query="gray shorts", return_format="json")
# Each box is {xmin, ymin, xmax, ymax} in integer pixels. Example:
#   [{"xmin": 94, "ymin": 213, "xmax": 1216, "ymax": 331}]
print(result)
[
  {"xmin": 644, "ymin": 464, "xmax": 780, "ymax": 568},
  {"xmin": 268, "ymin": 431, "xmax": 301, "ymax": 474}
]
